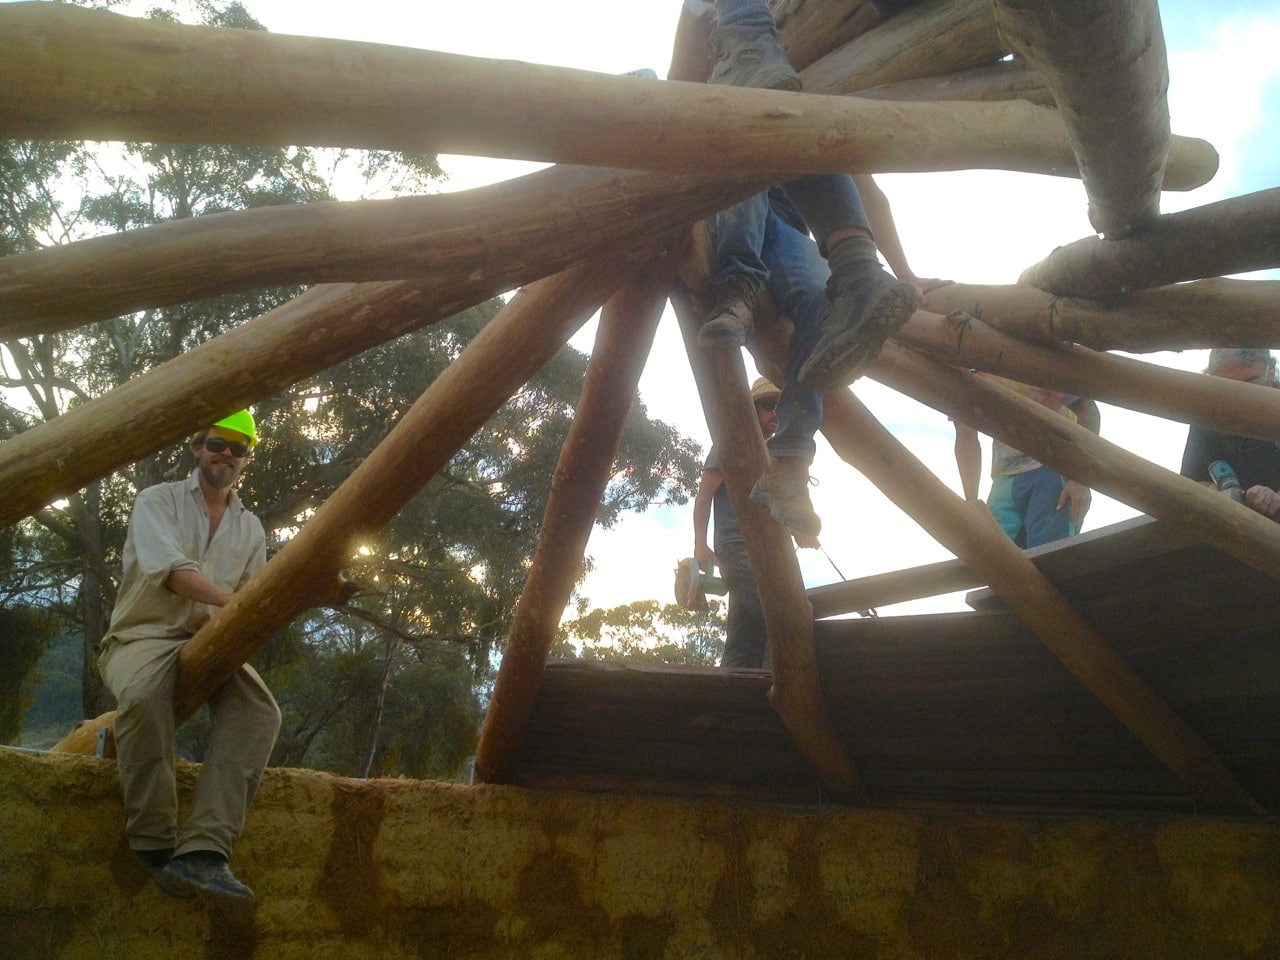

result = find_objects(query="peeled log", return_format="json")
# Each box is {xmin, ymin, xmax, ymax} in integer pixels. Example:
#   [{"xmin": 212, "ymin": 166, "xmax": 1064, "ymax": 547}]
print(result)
[
  {"xmin": 476, "ymin": 262, "xmax": 672, "ymax": 785},
  {"xmin": 993, "ymin": 0, "xmax": 1171, "ymax": 239},
  {"xmin": 53, "ymin": 251, "xmax": 641, "ymax": 756},
  {"xmin": 871, "ymin": 343, "xmax": 1280, "ymax": 583},
  {"xmin": 0, "ymin": 169, "xmax": 760, "ymax": 529},
  {"xmin": 894, "ymin": 309, "xmax": 1280, "ymax": 443},
  {"xmin": 0, "ymin": 164, "xmax": 762, "ymax": 336},
  {"xmin": 0, "ymin": 2, "xmax": 1215, "ymax": 190},
  {"xmin": 802, "ymin": 0, "xmax": 1004, "ymax": 96},
  {"xmin": 855, "ymin": 60, "xmax": 1053, "ymax": 107},
  {"xmin": 1020, "ymin": 189, "xmax": 1280, "ymax": 300},
  {"xmin": 776, "ymin": 0, "xmax": 886, "ymax": 71},
  {"xmin": 924, "ymin": 278, "xmax": 1280, "ymax": 352}
]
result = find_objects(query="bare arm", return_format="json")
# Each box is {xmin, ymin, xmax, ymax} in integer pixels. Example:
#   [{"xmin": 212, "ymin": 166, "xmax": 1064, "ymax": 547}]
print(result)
[
  {"xmin": 854, "ymin": 174, "xmax": 950, "ymax": 299},
  {"xmin": 166, "ymin": 568, "xmax": 234, "ymax": 607},
  {"xmin": 692, "ymin": 468, "xmax": 722, "ymax": 566},
  {"xmin": 1058, "ymin": 398, "xmax": 1100, "ymax": 525}
]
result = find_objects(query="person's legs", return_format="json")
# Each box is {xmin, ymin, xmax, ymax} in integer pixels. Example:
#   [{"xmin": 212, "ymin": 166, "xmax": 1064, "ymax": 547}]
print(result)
[
  {"xmin": 986, "ymin": 474, "xmax": 1027, "ymax": 547},
  {"xmin": 747, "ymin": 206, "xmax": 827, "ymax": 536},
  {"xmin": 98, "ymin": 637, "xmax": 183, "ymax": 851},
  {"xmin": 708, "ymin": 1, "xmax": 800, "ymax": 91},
  {"xmin": 1021, "ymin": 466, "xmax": 1074, "ymax": 548},
  {"xmin": 177, "ymin": 663, "xmax": 281, "ymax": 860},
  {"xmin": 783, "ymin": 176, "xmax": 917, "ymax": 391},
  {"xmin": 716, "ymin": 541, "xmax": 769, "ymax": 669},
  {"xmin": 702, "ymin": 189, "xmax": 773, "ymax": 346}
]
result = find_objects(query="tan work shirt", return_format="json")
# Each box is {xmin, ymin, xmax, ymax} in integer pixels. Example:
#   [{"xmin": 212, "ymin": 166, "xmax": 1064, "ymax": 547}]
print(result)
[{"xmin": 105, "ymin": 472, "xmax": 266, "ymax": 643}]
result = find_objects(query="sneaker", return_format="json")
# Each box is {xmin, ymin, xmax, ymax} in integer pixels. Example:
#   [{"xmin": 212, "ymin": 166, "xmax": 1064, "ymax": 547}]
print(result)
[
  {"xmin": 164, "ymin": 851, "xmax": 255, "ymax": 902},
  {"xmin": 750, "ymin": 457, "xmax": 821, "ymax": 537},
  {"xmin": 134, "ymin": 847, "xmax": 197, "ymax": 900},
  {"xmin": 699, "ymin": 275, "xmax": 758, "ymax": 347},
  {"xmin": 706, "ymin": 23, "xmax": 802, "ymax": 91},
  {"xmin": 798, "ymin": 261, "xmax": 916, "ymax": 390}
]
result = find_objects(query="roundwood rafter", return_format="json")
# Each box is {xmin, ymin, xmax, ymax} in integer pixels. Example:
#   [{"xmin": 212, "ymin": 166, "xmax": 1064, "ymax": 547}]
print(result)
[
  {"xmin": 1019, "ymin": 189, "xmax": 1280, "ymax": 300},
  {"xmin": 924, "ymin": 279, "xmax": 1280, "ymax": 352},
  {"xmin": 0, "ymin": 2, "xmax": 1216, "ymax": 189},
  {"xmin": 993, "ymin": 0, "xmax": 1172, "ymax": 238}
]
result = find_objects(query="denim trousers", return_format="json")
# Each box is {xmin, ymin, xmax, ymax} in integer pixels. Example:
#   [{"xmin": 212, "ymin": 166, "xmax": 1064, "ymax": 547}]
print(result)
[{"xmin": 987, "ymin": 465, "xmax": 1079, "ymax": 549}]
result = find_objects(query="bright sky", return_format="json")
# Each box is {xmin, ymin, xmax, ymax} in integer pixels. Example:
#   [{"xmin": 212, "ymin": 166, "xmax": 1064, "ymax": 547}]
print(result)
[{"xmin": 42, "ymin": 0, "xmax": 1280, "ymax": 616}]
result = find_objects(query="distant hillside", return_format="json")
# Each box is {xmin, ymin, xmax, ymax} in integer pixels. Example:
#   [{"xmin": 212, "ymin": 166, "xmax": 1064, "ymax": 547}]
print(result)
[{"xmin": 15, "ymin": 632, "xmax": 84, "ymax": 749}]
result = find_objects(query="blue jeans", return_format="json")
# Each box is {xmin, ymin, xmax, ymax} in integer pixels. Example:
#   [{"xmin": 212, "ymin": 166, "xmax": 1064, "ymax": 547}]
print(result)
[
  {"xmin": 987, "ymin": 466, "xmax": 1079, "ymax": 549},
  {"xmin": 715, "ymin": 539, "xmax": 770, "ymax": 668},
  {"xmin": 716, "ymin": 0, "xmax": 775, "ymax": 29},
  {"xmin": 713, "ymin": 188, "xmax": 844, "ymax": 461}
]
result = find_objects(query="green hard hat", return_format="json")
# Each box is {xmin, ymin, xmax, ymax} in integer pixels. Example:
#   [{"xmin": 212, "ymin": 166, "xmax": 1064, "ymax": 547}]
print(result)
[{"xmin": 211, "ymin": 409, "xmax": 258, "ymax": 447}]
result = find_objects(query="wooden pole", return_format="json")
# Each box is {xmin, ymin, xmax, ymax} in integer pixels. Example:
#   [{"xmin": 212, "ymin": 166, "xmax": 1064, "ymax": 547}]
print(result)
[
  {"xmin": 0, "ymin": 163, "xmax": 761, "ymax": 336},
  {"xmin": 0, "ymin": 166, "xmax": 763, "ymax": 530},
  {"xmin": 802, "ymin": 0, "xmax": 1004, "ymax": 96},
  {"xmin": 923, "ymin": 278, "xmax": 1280, "ymax": 353},
  {"xmin": 671, "ymin": 228, "xmax": 865, "ymax": 803},
  {"xmin": 855, "ymin": 60, "xmax": 1053, "ymax": 107},
  {"xmin": 474, "ymin": 256, "xmax": 673, "ymax": 785},
  {"xmin": 993, "ymin": 0, "xmax": 1171, "ymax": 238},
  {"xmin": 870, "ymin": 343, "xmax": 1280, "ymax": 582},
  {"xmin": 816, "ymin": 386, "xmax": 1262, "ymax": 815},
  {"xmin": 1019, "ymin": 189, "xmax": 1280, "ymax": 299},
  {"xmin": 0, "ymin": 3, "xmax": 1217, "ymax": 190},
  {"xmin": 51, "ymin": 250, "xmax": 643, "ymax": 756},
  {"xmin": 894, "ymin": 308, "xmax": 1280, "ymax": 443},
  {"xmin": 776, "ymin": 0, "xmax": 887, "ymax": 73}
]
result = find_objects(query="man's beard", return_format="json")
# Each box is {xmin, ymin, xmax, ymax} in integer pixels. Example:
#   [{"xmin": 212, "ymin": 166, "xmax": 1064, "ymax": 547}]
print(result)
[{"xmin": 199, "ymin": 460, "xmax": 238, "ymax": 489}]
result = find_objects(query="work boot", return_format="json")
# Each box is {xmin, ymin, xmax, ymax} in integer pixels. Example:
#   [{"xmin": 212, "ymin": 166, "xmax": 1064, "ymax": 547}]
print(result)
[
  {"xmin": 706, "ymin": 23, "xmax": 802, "ymax": 91},
  {"xmin": 750, "ymin": 456, "xmax": 821, "ymax": 538},
  {"xmin": 164, "ymin": 850, "xmax": 255, "ymax": 902},
  {"xmin": 134, "ymin": 847, "xmax": 197, "ymax": 900},
  {"xmin": 798, "ymin": 237, "xmax": 917, "ymax": 390},
  {"xmin": 699, "ymin": 274, "xmax": 760, "ymax": 347}
]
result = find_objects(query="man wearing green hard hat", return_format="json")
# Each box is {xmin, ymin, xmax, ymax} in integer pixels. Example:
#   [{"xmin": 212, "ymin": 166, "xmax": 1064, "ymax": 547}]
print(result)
[{"xmin": 97, "ymin": 409, "xmax": 277, "ymax": 903}]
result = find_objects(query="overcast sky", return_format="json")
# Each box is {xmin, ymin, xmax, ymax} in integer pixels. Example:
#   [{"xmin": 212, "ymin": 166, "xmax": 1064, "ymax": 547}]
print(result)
[{"xmin": 38, "ymin": 0, "xmax": 1280, "ymax": 616}]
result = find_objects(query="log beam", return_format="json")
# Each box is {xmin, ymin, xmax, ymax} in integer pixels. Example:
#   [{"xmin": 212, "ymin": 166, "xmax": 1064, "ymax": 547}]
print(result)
[
  {"xmin": 894, "ymin": 308, "xmax": 1280, "ymax": 443},
  {"xmin": 475, "ymin": 260, "xmax": 673, "ymax": 785},
  {"xmin": 993, "ymin": 0, "xmax": 1171, "ymax": 238},
  {"xmin": 52, "ymin": 249, "xmax": 644, "ymax": 756},
  {"xmin": 854, "ymin": 60, "xmax": 1053, "ymax": 107},
  {"xmin": 0, "ymin": 167, "xmax": 762, "ymax": 529},
  {"xmin": 776, "ymin": 0, "xmax": 887, "ymax": 72},
  {"xmin": 0, "ymin": 3, "xmax": 1216, "ymax": 189},
  {"xmin": 0, "ymin": 164, "xmax": 760, "ymax": 336},
  {"xmin": 924, "ymin": 278, "xmax": 1280, "ymax": 353},
  {"xmin": 871, "ymin": 343, "xmax": 1280, "ymax": 583},
  {"xmin": 801, "ymin": 0, "xmax": 1004, "ymax": 96},
  {"xmin": 672, "ymin": 228, "xmax": 865, "ymax": 803},
  {"xmin": 1020, "ymin": 189, "xmax": 1280, "ymax": 300},
  {"xmin": 818, "ymin": 386, "xmax": 1262, "ymax": 815}
]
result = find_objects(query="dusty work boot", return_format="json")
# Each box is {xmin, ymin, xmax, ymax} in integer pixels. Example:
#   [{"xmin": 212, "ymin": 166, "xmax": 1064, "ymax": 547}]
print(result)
[
  {"xmin": 706, "ymin": 22, "xmax": 802, "ymax": 91},
  {"xmin": 164, "ymin": 850, "xmax": 254, "ymax": 902},
  {"xmin": 750, "ymin": 456, "xmax": 821, "ymax": 538},
  {"xmin": 134, "ymin": 847, "xmax": 197, "ymax": 900},
  {"xmin": 798, "ymin": 237, "xmax": 917, "ymax": 390},
  {"xmin": 699, "ymin": 274, "xmax": 760, "ymax": 346}
]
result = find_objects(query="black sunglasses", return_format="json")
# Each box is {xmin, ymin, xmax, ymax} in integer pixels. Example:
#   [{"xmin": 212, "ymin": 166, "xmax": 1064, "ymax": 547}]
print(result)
[
  {"xmin": 755, "ymin": 399, "xmax": 778, "ymax": 412},
  {"xmin": 200, "ymin": 437, "xmax": 250, "ymax": 458}
]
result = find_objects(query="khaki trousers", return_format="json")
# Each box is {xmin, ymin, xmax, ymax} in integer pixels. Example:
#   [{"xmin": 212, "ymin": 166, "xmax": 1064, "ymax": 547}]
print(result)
[{"xmin": 98, "ymin": 636, "xmax": 280, "ymax": 858}]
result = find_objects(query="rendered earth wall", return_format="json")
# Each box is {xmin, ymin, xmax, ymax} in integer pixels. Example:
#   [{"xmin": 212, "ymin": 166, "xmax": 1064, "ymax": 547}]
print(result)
[{"xmin": 2, "ymin": 748, "xmax": 1278, "ymax": 959}]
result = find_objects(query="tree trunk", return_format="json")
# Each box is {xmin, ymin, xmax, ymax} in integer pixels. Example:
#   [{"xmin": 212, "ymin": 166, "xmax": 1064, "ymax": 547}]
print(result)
[
  {"xmin": 993, "ymin": 0, "xmax": 1170, "ymax": 238},
  {"xmin": 476, "ymin": 258, "xmax": 673, "ymax": 785},
  {"xmin": 0, "ymin": 166, "xmax": 764, "ymax": 531},
  {"xmin": 923, "ymin": 278, "xmax": 1280, "ymax": 352},
  {"xmin": 777, "ymin": 0, "xmax": 887, "ymax": 72},
  {"xmin": 894, "ymin": 308, "xmax": 1280, "ymax": 443},
  {"xmin": 51, "ymin": 247, "xmax": 649, "ymax": 757},
  {"xmin": 0, "ymin": 3, "xmax": 1215, "ymax": 190},
  {"xmin": 801, "ymin": 0, "xmax": 1003, "ymax": 96},
  {"xmin": 1019, "ymin": 189, "xmax": 1280, "ymax": 300}
]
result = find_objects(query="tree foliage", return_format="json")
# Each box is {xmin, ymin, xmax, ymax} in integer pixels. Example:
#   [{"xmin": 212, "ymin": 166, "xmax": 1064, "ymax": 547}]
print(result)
[
  {"xmin": 0, "ymin": 1, "xmax": 704, "ymax": 778},
  {"xmin": 555, "ymin": 600, "xmax": 726, "ymax": 667}
]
